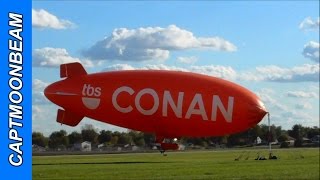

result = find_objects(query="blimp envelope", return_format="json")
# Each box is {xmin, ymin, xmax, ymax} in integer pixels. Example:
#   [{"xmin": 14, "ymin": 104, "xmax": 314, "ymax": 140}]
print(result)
[{"xmin": 45, "ymin": 62, "xmax": 267, "ymax": 138}]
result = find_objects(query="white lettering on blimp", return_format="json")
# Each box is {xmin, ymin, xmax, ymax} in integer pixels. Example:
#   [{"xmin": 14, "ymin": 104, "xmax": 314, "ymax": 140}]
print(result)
[
  {"xmin": 163, "ymin": 91, "xmax": 184, "ymax": 118},
  {"xmin": 112, "ymin": 86, "xmax": 234, "ymax": 122},
  {"xmin": 135, "ymin": 88, "xmax": 159, "ymax": 115},
  {"xmin": 112, "ymin": 86, "xmax": 134, "ymax": 113}
]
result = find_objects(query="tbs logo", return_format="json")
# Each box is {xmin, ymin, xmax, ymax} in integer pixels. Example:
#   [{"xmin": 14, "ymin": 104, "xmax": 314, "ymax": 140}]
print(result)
[
  {"xmin": 82, "ymin": 84, "xmax": 101, "ymax": 97},
  {"xmin": 82, "ymin": 84, "xmax": 101, "ymax": 110}
]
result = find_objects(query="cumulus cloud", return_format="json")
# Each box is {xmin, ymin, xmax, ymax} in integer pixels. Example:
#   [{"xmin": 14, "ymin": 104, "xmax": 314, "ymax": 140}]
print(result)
[
  {"xmin": 256, "ymin": 88, "xmax": 288, "ymax": 111},
  {"xmin": 33, "ymin": 47, "xmax": 94, "ymax": 68},
  {"xmin": 33, "ymin": 79, "xmax": 48, "ymax": 91},
  {"xmin": 270, "ymin": 110, "xmax": 316, "ymax": 129},
  {"xmin": 241, "ymin": 64, "xmax": 319, "ymax": 82},
  {"xmin": 103, "ymin": 63, "xmax": 236, "ymax": 80},
  {"xmin": 295, "ymin": 103, "xmax": 312, "ymax": 110},
  {"xmin": 255, "ymin": 88, "xmax": 317, "ymax": 129},
  {"xmin": 190, "ymin": 65, "xmax": 237, "ymax": 80},
  {"xmin": 103, "ymin": 63, "xmax": 319, "ymax": 83},
  {"xmin": 83, "ymin": 25, "xmax": 237, "ymax": 61},
  {"xmin": 302, "ymin": 41, "xmax": 319, "ymax": 62},
  {"xmin": 141, "ymin": 64, "xmax": 187, "ymax": 71},
  {"xmin": 287, "ymin": 91, "xmax": 318, "ymax": 98},
  {"xmin": 32, "ymin": 9, "xmax": 74, "ymax": 29},
  {"xmin": 103, "ymin": 64, "xmax": 136, "ymax": 71},
  {"xmin": 177, "ymin": 56, "xmax": 198, "ymax": 64},
  {"xmin": 256, "ymin": 89, "xmax": 276, "ymax": 104},
  {"xmin": 32, "ymin": 79, "xmax": 50, "ymax": 105},
  {"xmin": 299, "ymin": 17, "xmax": 320, "ymax": 31},
  {"xmin": 103, "ymin": 64, "xmax": 187, "ymax": 72},
  {"xmin": 32, "ymin": 105, "xmax": 43, "ymax": 120}
]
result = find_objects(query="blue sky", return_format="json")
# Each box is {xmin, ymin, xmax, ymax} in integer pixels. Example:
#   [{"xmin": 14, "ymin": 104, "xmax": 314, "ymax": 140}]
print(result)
[{"xmin": 32, "ymin": 1, "xmax": 319, "ymax": 136}]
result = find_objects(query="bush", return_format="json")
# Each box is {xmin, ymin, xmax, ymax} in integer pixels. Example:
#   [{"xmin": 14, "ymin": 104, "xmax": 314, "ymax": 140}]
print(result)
[{"xmin": 280, "ymin": 142, "xmax": 289, "ymax": 148}]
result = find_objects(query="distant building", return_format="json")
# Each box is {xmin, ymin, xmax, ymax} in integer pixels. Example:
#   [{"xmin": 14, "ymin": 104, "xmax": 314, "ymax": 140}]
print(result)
[
  {"xmin": 178, "ymin": 144, "xmax": 185, "ymax": 150},
  {"xmin": 32, "ymin": 144, "xmax": 46, "ymax": 152},
  {"xmin": 270, "ymin": 139, "xmax": 279, "ymax": 145},
  {"xmin": 97, "ymin": 143, "xmax": 105, "ymax": 149},
  {"xmin": 132, "ymin": 145, "xmax": 139, "ymax": 151},
  {"xmin": 311, "ymin": 135, "xmax": 320, "ymax": 143},
  {"xmin": 74, "ymin": 141, "xmax": 91, "ymax": 151},
  {"xmin": 256, "ymin": 136, "xmax": 262, "ymax": 145},
  {"xmin": 302, "ymin": 137, "xmax": 312, "ymax": 143},
  {"xmin": 285, "ymin": 136, "xmax": 295, "ymax": 146}
]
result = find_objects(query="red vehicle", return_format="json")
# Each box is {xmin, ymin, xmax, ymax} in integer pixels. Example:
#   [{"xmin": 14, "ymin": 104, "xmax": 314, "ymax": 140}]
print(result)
[{"xmin": 45, "ymin": 63, "xmax": 267, "ymax": 153}]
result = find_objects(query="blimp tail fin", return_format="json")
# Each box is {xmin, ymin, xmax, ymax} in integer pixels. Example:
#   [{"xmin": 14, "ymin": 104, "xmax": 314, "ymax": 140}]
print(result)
[
  {"xmin": 60, "ymin": 62, "xmax": 87, "ymax": 78},
  {"xmin": 57, "ymin": 109, "xmax": 83, "ymax": 126}
]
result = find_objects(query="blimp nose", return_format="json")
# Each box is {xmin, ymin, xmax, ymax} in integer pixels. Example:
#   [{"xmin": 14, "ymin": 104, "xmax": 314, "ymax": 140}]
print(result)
[
  {"xmin": 44, "ymin": 80, "xmax": 80, "ymax": 107},
  {"xmin": 44, "ymin": 81, "xmax": 61, "ymax": 104}
]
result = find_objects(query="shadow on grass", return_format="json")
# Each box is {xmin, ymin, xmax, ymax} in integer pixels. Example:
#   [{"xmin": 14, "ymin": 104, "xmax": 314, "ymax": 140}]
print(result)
[{"xmin": 33, "ymin": 161, "xmax": 175, "ymax": 166}]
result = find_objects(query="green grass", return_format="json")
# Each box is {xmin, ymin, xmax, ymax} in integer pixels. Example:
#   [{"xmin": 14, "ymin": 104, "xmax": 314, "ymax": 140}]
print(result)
[{"xmin": 33, "ymin": 148, "xmax": 319, "ymax": 180}]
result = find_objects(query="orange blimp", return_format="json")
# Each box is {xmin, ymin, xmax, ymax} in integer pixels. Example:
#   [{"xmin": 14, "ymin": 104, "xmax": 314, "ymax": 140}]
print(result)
[{"xmin": 44, "ymin": 63, "xmax": 267, "ymax": 152}]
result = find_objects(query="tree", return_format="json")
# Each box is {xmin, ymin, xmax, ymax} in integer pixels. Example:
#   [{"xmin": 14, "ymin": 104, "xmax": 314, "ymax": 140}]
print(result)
[
  {"xmin": 143, "ymin": 133, "xmax": 155, "ymax": 146},
  {"xmin": 227, "ymin": 133, "xmax": 245, "ymax": 147},
  {"xmin": 32, "ymin": 132, "xmax": 48, "ymax": 147},
  {"xmin": 280, "ymin": 141, "xmax": 289, "ymax": 148},
  {"xmin": 278, "ymin": 134, "xmax": 289, "ymax": 142},
  {"xmin": 135, "ymin": 138, "xmax": 145, "ymax": 147},
  {"xmin": 259, "ymin": 124, "xmax": 270, "ymax": 141},
  {"xmin": 289, "ymin": 124, "xmax": 304, "ymax": 147},
  {"xmin": 98, "ymin": 130, "xmax": 112, "ymax": 144},
  {"xmin": 274, "ymin": 125, "xmax": 282, "ymax": 138},
  {"xmin": 118, "ymin": 132, "xmax": 132, "ymax": 145},
  {"xmin": 110, "ymin": 136, "xmax": 119, "ymax": 145},
  {"xmin": 289, "ymin": 124, "xmax": 302, "ymax": 139},
  {"xmin": 48, "ymin": 130, "xmax": 69, "ymax": 150},
  {"xmin": 251, "ymin": 125, "xmax": 263, "ymax": 139},
  {"xmin": 81, "ymin": 124, "xmax": 98, "ymax": 144},
  {"xmin": 269, "ymin": 125, "xmax": 278, "ymax": 142},
  {"xmin": 132, "ymin": 131, "xmax": 146, "ymax": 146},
  {"xmin": 68, "ymin": 131, "xmax": 82, "ymax": 145},
  {"xmin": 305, "ymin": 126, "xmax": 320, "ymax": 139}
]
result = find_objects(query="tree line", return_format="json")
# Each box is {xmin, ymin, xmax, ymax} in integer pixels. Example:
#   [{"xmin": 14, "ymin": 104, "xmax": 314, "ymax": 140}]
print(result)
[{"xmin": 32, "ymin": 124, "xmax": 319, "ymax": 150}]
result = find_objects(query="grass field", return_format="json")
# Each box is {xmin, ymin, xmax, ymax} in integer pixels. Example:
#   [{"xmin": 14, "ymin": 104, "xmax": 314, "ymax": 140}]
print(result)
[{"xmin": 33, "ymin": 148, "xmax": 319, "ymax": 180}]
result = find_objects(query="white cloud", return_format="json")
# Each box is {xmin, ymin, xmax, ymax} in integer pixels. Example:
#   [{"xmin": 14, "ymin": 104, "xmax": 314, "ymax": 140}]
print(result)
[
  {"xmin": 177, "ymin": 56, "xmax": 198, "ymax": 64},
  {"xmin": 83, "ymin": 25, "xmax": 237, "ymax": 61},
  {"xmin": 256, "ymin": 88, "xmax": 288, "ymax": 112},
  {"xmin": 256, "ymin": 89, "xmax": 276, "ymax": 104},
  {"xmin": 103, "ymin": 64, "xmax": 187, "ymax": 72},
  {"xmin": 103, "ymin": 64, "xmax": 136, "ymax": 71},
  {"xmin": 287, "ymin": 91, "xmax": 318, "ymax": 98},
  {"xmin": 240, "ymin": 64, "xmax": 319, "ymax": 82},
  {"xmin": 309, "ymin": 84, "xmax": 320, "ymax": 92},
  {"xmin": 32, "ymin": 105, "xmax": 43, "ymax": 120},
  {"xmin": 268, "ymin": 110, "xmax": 316, "ymax": 129},
  {"xmin": 103, "ymin": 63, "xmax": 236, "ymax": 81},
  {"xmin": 256, "ymin": 88, "xmax": 318, "ymax": 129},
  {"xmin": 103, "ymin": 63, "xmax": 319, "ymax": 83},
  {"xmin": 295, "ymin": 103, "xmax": 313, "ymax": 110},
  {"xmin": 33, "ymin": 79, "xmax": 48, "ymax": 91},
  {"xmin": 190, "ymin": 65, "xmax": 237, "ymax": 80},
  {"xmin": 32, "ymin": 79, "xmax": 50, "ymax": 105},
  {"xmin": 302, "ymin": 41, "xmax": 319, "ymax": 62},
  {"xmin": 141, "ymin": 64, "xmax": 187, "ymax": 71},
  {"xmin": 299, "ymin": 17, "xmax": 320, "ymax": 31},
  {"xmin": 33, "ymin": 47, "xmax": 94, "ymax": 68},
  {"xmin": 32, "ymin": 105, "xmax": 42, "ymax": 114},
  {"xmin": 32, "ymin": 9, "xmax": 74, "ymax": 29}
]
